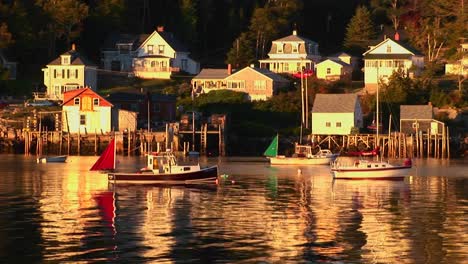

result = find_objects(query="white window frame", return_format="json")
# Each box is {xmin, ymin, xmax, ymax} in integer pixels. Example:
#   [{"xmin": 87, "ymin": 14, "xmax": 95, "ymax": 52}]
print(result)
[
  {"xmin": 326, "ymin": 122, "xmax": 331, "ymax": 127},
  {"xmin": 227, "ymin": 80, "xmax": 245, "ymax": 89},
  {"xmin": 80, "ymin": 114, "xmax": 86, "ymax": 125},
  {"xmin": 93, "ymin": 98, "xmax": 99, "ymax": 106},
  {"xmin": 74, "ymin": 98, "xmax": 80, "ymax": 105},
  {"xmin": 254, "ymin": 80, "xmax": 266, "ymax": 90},
  {"xmin": 147, "ymin": 45, "xmax": 154, "ymax": 55}
]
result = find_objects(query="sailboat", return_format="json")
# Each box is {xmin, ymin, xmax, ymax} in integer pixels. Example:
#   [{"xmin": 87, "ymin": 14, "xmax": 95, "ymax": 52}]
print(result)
[
  {"xmin": 91, "ymin": 138, "xmax": 218, "ymax": 184},
  {"xmin": 264, "ymin": 135, "xmax": 339, "ymax": 165},
  {"xmin": 330, "ymin": 71, "xmax": 412, "ymax": 179}
]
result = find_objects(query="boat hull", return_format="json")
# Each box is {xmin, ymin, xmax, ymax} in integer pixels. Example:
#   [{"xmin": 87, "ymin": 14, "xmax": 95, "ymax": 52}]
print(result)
[
  {"xmin": 37, "ymin": 155, "xmax": 68, "ymax": 163},
  {"xmin": 331, "ymin": 166, "xmax": 411, "ymax": 179},
  {"xmin": 108, "ymin": 165, "xmax": 218, "ymax": 184},
  {"xmin": 269, "ymin": 155, "xmax": 337, "ymax": 165}
]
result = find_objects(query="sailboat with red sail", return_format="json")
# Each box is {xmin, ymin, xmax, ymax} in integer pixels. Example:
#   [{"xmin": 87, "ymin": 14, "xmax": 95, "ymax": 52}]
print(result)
[{"xmin": 90, "ymin": 138, "xmax": 116, "ymax": 171}]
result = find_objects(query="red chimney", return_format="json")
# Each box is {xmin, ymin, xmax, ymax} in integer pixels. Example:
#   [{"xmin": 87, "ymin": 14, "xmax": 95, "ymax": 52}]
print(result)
[
  {"xmin": 394, "ymin": 31, "xmax": 400, "ymax": 41},
  {"xmin": 71, "ymin": 43, "xmax": 76, "ymax": 51},
  {"xmin": 227, "ymin": 64, "xmax": 232, "ymax": 75},
  {"xmin": 157, "ymin": 26, "xmax": 164, "ymax": 32}
]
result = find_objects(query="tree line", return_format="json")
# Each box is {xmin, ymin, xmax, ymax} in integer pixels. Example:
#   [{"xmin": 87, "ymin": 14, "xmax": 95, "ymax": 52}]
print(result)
[{"xmin": 0, "ymin": 0, "xmax": 466, "ymax": 79}]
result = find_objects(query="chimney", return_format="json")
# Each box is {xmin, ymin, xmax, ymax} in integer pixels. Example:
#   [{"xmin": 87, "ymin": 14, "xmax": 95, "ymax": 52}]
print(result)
[
  {"xmin": 157, "ymin": 26, "xmax": 164, "ymax": 32},
  {"xmin": 227, "ymin": 64, "xmax": 232, "ymax": 75},
  {"xmin": 293, "ymin": 30, "xmax": 297, "ymax": 36},
  {"xmin": 71, "ymin": 43, "xmax": 76, "ymax": 51},
  {"xmin": 250, "ymin": 64, "xmax": 255, "ymax": 68},
  {"xmin": 394, "ymin": 31, "xmax": 400, "ymax": 41}
]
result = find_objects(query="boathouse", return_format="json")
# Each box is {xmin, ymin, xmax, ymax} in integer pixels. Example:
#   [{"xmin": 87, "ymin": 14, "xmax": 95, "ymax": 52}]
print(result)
[
  {"xmin": 311, "ymin": 94, "xmax": 363, "ymax": 135},
  {"xmin": 400, "ymin": 104, "xmax": 444, "ymax": 135}
]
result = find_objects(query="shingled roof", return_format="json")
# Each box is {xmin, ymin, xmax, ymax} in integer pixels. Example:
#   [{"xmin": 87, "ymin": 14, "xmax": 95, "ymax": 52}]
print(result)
[
  {"xmin": 47, "ymin": 49, "xmax": 96, "ymax": 66},
  {"xmin": 312, "ymin": 94, "xmax": 359, "ymax": 113},
  {"xmin": 400, "ymin": 105, "xmax": 434, "ymax": 119},
  {"xmin": 192, "ymin": 69, "xmax": 231, "ymax": 80}
]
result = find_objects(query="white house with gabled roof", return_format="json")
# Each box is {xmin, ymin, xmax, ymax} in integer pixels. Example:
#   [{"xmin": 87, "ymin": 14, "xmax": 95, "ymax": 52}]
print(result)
[
  {"xmin": 101, "ymin": 26, "xmax": 199, "ymax": 79},
  {"xmin": 311, "ymin": 93, "xmax": 363, "ymax": 135},
  {"xmin": 363, "ymin": 37, "xmax": 424, "ymax": 92},
  {"xmin": 259, "ymin": 30, "xmax": 321, "ymax": 75}
]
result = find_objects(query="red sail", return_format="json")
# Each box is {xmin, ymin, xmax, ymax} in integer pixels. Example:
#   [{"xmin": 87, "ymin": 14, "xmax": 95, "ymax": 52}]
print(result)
[{"xmin": 90, "ymin": 138, "xmax": 115, "ymax": 171}]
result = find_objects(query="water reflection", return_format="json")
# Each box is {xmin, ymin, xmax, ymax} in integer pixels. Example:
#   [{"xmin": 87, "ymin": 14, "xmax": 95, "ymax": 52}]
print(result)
[{"xmin": 0, "ymin": 155, "xmax": 466, "ymax": 263}]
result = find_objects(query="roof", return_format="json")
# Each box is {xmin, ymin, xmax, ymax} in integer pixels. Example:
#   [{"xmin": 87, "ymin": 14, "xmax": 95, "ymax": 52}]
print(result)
[
  {"xmin": 316, "ymin": 59, "xmax": 350, "ymax": 67},
  {"xmin": 47, "ymin": 49, "xmax": 96, "ymax": 66},
  {"xmin": 225, "ymin": 66, "xmax": 290, "ymax": 82},
  {"xmin": 312, "ymin": 94, "xmax": 359, "ymax": 113},
  {"xmin": 158, "ymin": 31, "xmax": 188, "ymax": 52},
  {"xmin": 274, "ymin": 32, "xmax": 317, "ymax": 44},
  {"xmin": 400, "ymin": 105, "xmax": 433, "ymax": 119},
  {"xmin": 62, "ymin": 87, "xmax": 112, "ymax": 106},
  {"xmin": 101, "ymin": 33, "xmax": 148, "ymax": 51},
  {"xmin": 192, "ymin": 69, "xmax": 230, "ymax": 80},
  {"xmin": 363, "ymin": 38, "xmax": 423, "ymax": 56},
  {"xmin": 329, "ymin": 52, "xmax": 351, "ymax": 58}
]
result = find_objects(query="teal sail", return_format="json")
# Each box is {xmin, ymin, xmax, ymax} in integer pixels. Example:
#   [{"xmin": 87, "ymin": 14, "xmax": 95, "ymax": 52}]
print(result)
[{"xmin": 263, "ymin": 135, "xmax": 278, "ymax": 157}]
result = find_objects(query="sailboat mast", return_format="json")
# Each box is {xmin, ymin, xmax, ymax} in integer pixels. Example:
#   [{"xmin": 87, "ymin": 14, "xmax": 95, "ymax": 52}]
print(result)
[{"xmin": 376, "ymin": 66, "xmax": 380, "ymax": 147}]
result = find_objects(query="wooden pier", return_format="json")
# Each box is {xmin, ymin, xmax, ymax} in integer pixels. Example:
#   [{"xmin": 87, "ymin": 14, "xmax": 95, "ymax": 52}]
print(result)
[{"xmin": 311, "ymin": 128, "xmax": 451, "ymax": 159}]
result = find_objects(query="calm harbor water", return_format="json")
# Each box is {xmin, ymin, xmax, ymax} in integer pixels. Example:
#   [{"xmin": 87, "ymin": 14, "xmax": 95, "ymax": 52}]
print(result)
[{"xmin": 0, "ymin": 154, "xmax": 466, "ymax": 263}]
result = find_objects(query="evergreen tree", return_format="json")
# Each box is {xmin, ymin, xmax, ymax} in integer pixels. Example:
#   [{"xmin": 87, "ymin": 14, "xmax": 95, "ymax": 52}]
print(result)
[
  {"xmin": 225, "ymin": 32, "xmax": 255, "ymax": 68},
  {"xmin": 343, "ymin": 6, "xmax": 376, "ymax": 55},
  {"xmin": 178, "ymin": 0, "xmax": 198, "ymax": 48}
]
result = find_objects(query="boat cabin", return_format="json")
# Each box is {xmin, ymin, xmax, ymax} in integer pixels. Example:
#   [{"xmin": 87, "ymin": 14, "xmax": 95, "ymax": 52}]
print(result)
[{"xmin": 146, "ymin": 152, "xmax": 200, "ymax": 174}]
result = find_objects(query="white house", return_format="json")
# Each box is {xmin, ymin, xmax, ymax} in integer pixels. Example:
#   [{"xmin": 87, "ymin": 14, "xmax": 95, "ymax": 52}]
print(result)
[
  {"xmin": 101, "ymin": 26, "xmax": 199, "ymax": 79},
  {"xmin": 62, "ymin": 87, "xmax": 112, "ymax": 133},
  {"xmin": 42, "ymin": 45, "xmax": 97, "ymax": 101},
  {"xmin": 311, "ymin": 94, "xmax": 363, "ymax": 135},
  {"xmin": 363, "ymin": 37, "xmax": 424, "ymax": 92},
  {"xmin": 315, "ymin": 59, "xmax": 352, "ymax": 81},
  {"xmin": 259, "ymin": 30, "xmax": 320, "ymax": 75}
]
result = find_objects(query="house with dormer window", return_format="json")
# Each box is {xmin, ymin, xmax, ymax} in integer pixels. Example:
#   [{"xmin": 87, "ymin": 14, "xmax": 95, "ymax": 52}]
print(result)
[
  {"xmin": 101, "ymin": 26, "xmax": 199, "ymax": 79},
  {"xmin": 42, "ymin": 45, "xmax": 97, "ymax": 101},
  {"xmin": 259, "ymin": 30, "xmax": 321, "ymax": 75},
  {"xmin": 363, "ymin": 37, "xmax": 424, "ymax": 93}
]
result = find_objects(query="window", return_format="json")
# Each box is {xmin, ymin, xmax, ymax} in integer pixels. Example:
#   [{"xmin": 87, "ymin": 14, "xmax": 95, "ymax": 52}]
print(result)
[
  {"xmin": 75, "ymin": 69, "xmax": 78, "ymax": 78},
  {"xmin": 277, "ymin": 44, "xmax": 283, "ymax": 53},
  {"xmin": 386, "ymin": 45, "xmax": 392, "ymax": 53},
  {"xmin": 254, "ymin": 80, "xmax": 266, "ymax": 90},
  {"xmin": 327, "ymin": 68, "xmax": 331, "ymax": 74},
  {"xmin": 158, "ymin": 45, "xmax": 165, "ymax": 54},
  {"xmin": 80, "ymin": 115, "xmax": 86, "ymax": 125},
  {"xmin": 326, "ymin": 122, "xmax": 331, "ymax": 127},
  {"xmin": 54, "ymin": 69, "xmax": 57, "ymax": 78},
  {"xmin": 336, "ymin": 122, "xmax": 342, "ymax": 127},
  {"xmin": 67, "ymin": 69, "xmax": 70, "ymax": 78},
  {"xmin": 62, "ymin": 69, "xmax": 65, "ymax": 78},
  {"xmin": 284, "ymin": 63, "xmax": 289, "ymax": 72},
  {"xmin": 147, "ymin": 45, "xmax": 153, "ymax": 54},
  {"xmin": 412, "ymin": 122, "xmax": 419, "ymax": 129},
  {"xmin": 292, "ymin": 45, "xmax": 298, "ymax": 53},
  {"xmin": 74, "ymin": 98, "xmax": 80, "ymax": 105},
  {"xmin": 93, "ymin": 98, "xmax": 99, "ymax": 106},
  {"xmin": 227, "ymin": 81, "xmax": 245, "ymax": 89}
]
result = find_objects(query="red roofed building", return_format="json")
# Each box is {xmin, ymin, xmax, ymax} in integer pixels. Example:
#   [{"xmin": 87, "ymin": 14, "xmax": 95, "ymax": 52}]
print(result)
[{"xmin": 62, "ymin": 87, "xmax": 113, "ymax": 133}]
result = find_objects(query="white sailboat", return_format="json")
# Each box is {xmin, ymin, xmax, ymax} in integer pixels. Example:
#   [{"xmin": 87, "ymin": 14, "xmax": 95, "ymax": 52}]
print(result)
[{"xmin": 330, "ymin": 69, "xmax": 412, "ymax": 179}]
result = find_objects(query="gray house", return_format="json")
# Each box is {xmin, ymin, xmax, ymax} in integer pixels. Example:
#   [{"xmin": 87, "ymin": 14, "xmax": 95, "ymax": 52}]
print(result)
[{"xmin": 400, "ymin": 105, "xmax": 444, "ymax": 134}]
